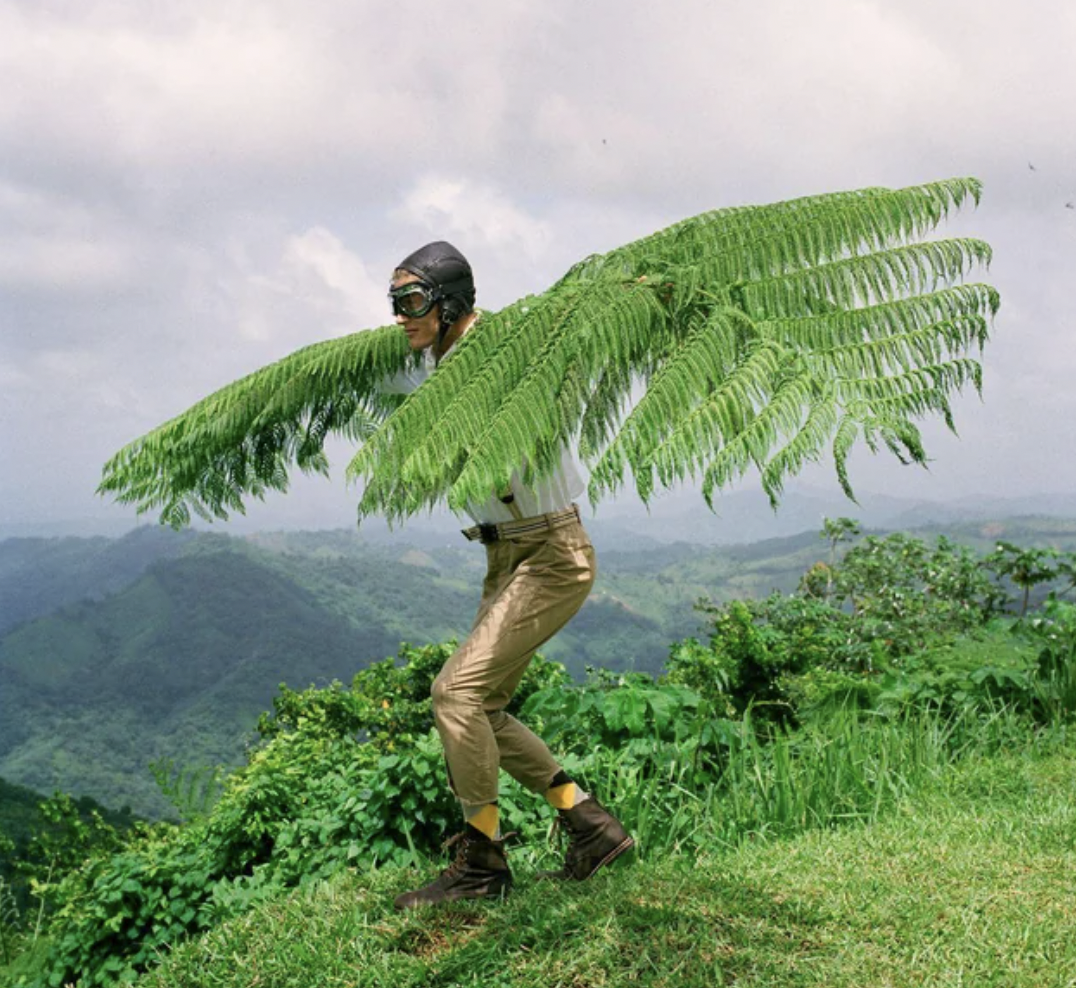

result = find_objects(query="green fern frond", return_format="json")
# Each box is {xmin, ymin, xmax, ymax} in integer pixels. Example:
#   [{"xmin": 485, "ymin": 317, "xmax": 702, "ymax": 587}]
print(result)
[
  {"xmin": 563, "ymin": 178, "xmax": 982, "ymax": 289},
  {"xmin": 98, "ymin": 324, "xmax": 409, "ymax": 525},
  {"xmin": 698, "ymin": 373, "xmax": 821, "ymax": 506},
  {"xmin": 100, "ymin": 178, "xmax": 998, "ymax": 527},
  {"xmin": 588, "ymin": 313, "xmax": 771, "ymax": 499}
]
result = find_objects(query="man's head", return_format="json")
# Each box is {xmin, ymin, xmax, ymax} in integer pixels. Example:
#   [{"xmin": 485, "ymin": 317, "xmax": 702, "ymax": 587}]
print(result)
[{"xmin": 389, "ymin": 241, "xmax": 476, "ymax": 353}]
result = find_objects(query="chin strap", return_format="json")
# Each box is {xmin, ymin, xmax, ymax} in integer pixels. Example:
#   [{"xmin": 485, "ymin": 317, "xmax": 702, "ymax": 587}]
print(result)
[
  {"xmin": 434, "ymin": 308, "xmax": 478, "ymax": 364},
  {"xmin": 437, "ymin": 316, "xmax": 453, "ymax": 352}
]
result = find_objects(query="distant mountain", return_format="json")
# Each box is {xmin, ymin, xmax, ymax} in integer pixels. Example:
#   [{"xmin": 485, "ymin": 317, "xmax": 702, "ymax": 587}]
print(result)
[
  {"xmin": 0, "ymin": 542, "xmax": 423, "ymax": 816},
  {"xmin": 0, "ymin": 526, "xmax": 195, "ymax": 636},
  {"xmin": 6, "ymin": 486, "xmax": 1075, "ymax": 546},
  {"xmin": 589, "ymin": 486, "xmax": 1076, "ymax": 546}
]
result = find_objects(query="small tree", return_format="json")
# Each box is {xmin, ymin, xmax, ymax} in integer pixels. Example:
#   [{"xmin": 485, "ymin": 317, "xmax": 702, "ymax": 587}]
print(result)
[
  {"xmin": 829, "ymin": 532, "xmax": 1002, "ymax": 658},
  {"xmin": 986, "ymin": 541, "xmax": 1060, "ymax": 616},
  {"xmin": 802, "ymin": 516, "xmax": 862, "ymax": 602},
  {"xmin": 1053, "ymin": 553, "xmax": 1076, "ymax": 601}
]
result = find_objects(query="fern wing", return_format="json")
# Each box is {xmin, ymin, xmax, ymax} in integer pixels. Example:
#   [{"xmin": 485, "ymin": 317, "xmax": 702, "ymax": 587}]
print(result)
[
  {"xmin": 98, "ymin": 325, "xmax": 410, "ymax": 526},
  {"xmin": 102, "ymin": 177, "xmax": 996, "ymax": 527},
  {"xmin": 349, "ymin": 178, "xmax": 994, "ymax": 519}
]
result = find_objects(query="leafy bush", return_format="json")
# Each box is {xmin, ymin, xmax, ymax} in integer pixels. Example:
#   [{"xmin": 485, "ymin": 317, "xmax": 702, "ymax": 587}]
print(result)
[
  {"xmin": 1023, "ymin": 599, "xmax": 1076, "ymax": 721},
  {"xmin": 147, "ymin": 760, "xmax": 224, "ymax": 824},
  {"xmin": 865, "ymin": 621, "xmax": 1076, "ymax": 724},
  {"xmin": 1, "ymin": 790, "xmax": 131, "ymax": 919},
  {"xmin": 258, "ymin": 640, "xmax": 570, "ymax": 746},
  {"xmin": 523, "ymin": 670, "xmax": 696, "ymax": 744},
  {"xmin": 38, "ymin": 729, "xmax": 445, "ymax": 983},
  {"xmin": 666, "ymin": 595, "xmax": 872, "ymax": 725},
  {"xmin": 828, "ymin": 533, "xmax": 1004, "ymax": 658},
  {"xmin": 45, "ymin": 827, "xmax": 215, "ymax": 986},
  {"xmin": 666, "ymin": 528, "xmax": 1009, "ymax": 728},
  {"xmin": 0, "ymin": 871, "xmax": 21, "ymax": 968}
]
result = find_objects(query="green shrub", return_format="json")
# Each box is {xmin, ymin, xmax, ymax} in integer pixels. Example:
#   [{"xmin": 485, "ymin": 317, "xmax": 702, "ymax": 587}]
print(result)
[
  {"xmin": 0, "ymin": 872, "xmax": 21, "ymax": 968},
  {"xmin": 258, "ymin": 641, "xmax": 570, "ymax": 747},
  {"xmin": 866, "ymin": 620, "xmax": 1076, "ymax": 726},
  {"xmin": 830, "ymin": 533, "xmax": 1003, "ymax": 658},
  {"xmin": 521, "ymin": 673, "xmax": 707, "ymax": 749},
  {"xmin": 667, "ymin": 595, "xmax": 871, "ymax": 725},
  {"xmin": 1024, "ymin": 599, "xmax": 1076, "ymax": 721}
]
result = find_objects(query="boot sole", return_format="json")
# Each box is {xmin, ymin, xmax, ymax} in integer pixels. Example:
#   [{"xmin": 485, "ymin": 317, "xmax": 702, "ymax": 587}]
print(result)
[{"xmin": 394, "ymin": 875, "xmax": 512, "ymax": 910}]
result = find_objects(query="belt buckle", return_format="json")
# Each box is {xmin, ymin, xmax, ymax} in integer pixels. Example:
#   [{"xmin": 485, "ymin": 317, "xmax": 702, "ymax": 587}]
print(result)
[{"xmin": 478, "ymin": 523, "xmax": 500, "ymax": 544}]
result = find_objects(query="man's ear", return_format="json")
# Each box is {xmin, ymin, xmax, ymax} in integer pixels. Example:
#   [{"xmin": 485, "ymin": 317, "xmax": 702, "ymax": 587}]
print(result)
[{"xmin": 440, "ymin": 297, "xmax": 466, "ymax": 325}]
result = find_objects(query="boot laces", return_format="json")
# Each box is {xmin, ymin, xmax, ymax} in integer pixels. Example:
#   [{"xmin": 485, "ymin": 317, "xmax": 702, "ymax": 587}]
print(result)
[
  {"xmin": 439, "ymin": 831, "xmax": 470, "ymax": 878},
  {"xmin": 438, "ymin": 829, "xmax": 516, "ymax": 877},
  {"xmin": 551, "ymin": 815, "xmax": 584, "ymax": 838}
]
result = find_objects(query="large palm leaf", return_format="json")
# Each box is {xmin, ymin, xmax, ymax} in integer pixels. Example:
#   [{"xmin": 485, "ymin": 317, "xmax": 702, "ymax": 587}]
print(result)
[{"xmin": 99, "ymin": 178, "xmax": 997, "ymax": 527}]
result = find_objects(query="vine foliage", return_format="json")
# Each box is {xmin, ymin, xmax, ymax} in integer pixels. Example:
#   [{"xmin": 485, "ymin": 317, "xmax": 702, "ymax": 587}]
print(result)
[{"xmin": 99, "ymin": 178, "xmax": 997, "ymax": 526}]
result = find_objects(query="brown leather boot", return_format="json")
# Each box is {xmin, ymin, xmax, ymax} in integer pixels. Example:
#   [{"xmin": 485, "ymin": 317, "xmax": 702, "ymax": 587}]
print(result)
[
  {"xmin": 393, "ymin": 829, "xmax": 513, "ymax": 910},
  {"xmin": 539, "ymin": 797, "xmax": 635, "ymax": 881}
]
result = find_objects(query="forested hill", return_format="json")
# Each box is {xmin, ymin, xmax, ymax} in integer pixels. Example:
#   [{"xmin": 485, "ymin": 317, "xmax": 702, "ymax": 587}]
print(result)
[
  {"xmin": 3, "ymin": 516, "xmax": 1076, "ymax": 818},
  {"xmin": 0, "ymin": 526, "xmax": 194, "ymax": 636}
]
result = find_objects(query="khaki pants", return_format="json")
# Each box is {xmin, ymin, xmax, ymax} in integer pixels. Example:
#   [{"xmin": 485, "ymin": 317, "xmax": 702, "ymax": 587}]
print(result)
[{"xmin": 431, "ymin": 516, "xmax": 596, "ymax": 807}]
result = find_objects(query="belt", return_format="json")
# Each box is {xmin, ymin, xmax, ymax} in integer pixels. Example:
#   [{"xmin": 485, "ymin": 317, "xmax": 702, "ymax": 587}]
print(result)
[{"xmin": 462, "ymin": 504, "xmax": 581, "ymax": 544}]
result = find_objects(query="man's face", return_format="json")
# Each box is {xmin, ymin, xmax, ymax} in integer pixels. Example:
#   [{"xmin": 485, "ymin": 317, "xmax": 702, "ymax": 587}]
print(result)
[{"xmin": 391, "ymin": 272, "xmax": 441, "ymax": 351}]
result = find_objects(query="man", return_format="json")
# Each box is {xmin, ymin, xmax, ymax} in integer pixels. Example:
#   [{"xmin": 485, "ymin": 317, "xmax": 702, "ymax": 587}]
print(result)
[{"xmin": 383, "ymin": 241, "xmax": 634, "ymax": 910}]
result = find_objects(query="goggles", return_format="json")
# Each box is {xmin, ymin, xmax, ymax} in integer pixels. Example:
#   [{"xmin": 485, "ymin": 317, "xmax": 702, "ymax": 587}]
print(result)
[{"xmin": 389, "ymin": 281, "xmax": 439, "ymax": 318}]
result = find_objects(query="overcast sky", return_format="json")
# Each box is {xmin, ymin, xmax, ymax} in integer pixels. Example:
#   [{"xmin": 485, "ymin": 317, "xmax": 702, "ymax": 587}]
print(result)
[{"xmin": 1, "ymin": 0, "xmax": 1073, "ymax": 534}]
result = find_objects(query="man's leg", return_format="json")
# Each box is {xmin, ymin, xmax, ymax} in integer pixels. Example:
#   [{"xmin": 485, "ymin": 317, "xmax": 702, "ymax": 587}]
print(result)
[
  {"xmin": 394, "ymin": 521, "xmax": 629, "ymax": 909},
  {"xmin": 431, "ymin": 523, "xmax": 596, "ymax": 809},
  {"xmin": 439, "ymin": 524, "xmax": 634, "ymax": 881},
  {"xmin": 538, "ymin": 769, "xmax": 635, "ymax": 881},
  {"xmin": 395, "ymin": 525, "xmax": 592, "ymax": 909}
]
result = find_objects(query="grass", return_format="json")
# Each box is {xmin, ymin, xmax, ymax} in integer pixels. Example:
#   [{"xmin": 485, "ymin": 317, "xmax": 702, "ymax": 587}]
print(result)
[
  {"xmin": 137, "ymin": 742, "xmax": 1076, "ymax": 988},
  {"xmin": 561, "ymin": 704, "xmax": 1045, "ymax": 859}
]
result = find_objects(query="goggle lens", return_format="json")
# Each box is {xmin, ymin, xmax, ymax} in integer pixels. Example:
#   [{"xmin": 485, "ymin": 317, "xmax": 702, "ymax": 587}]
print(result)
[{"xmin": 389, "ymin": 283, "xmax": 437, "ymax": 318}]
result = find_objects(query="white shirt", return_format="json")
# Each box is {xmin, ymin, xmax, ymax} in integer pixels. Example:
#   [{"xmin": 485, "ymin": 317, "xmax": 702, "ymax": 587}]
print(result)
[{"xmin": 379, "ymin": 329, "xmax": 585, "ymax": 525}]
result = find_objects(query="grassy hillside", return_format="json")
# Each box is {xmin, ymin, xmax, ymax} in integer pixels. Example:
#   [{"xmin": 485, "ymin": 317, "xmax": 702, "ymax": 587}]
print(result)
[
  {"xmin": 136, "ymin": 744, "xmax": 1076, "ymax": 988},
  {"xmin": 5, "ymin": 516, "xmax": 1075, "ymax": 987}
]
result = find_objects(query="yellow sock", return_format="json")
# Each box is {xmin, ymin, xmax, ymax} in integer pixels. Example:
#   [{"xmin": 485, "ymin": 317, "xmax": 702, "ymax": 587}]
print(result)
[
  {"xmin": 545, "ymin": 782, "xmax": 577, "ymax": 811},
  {"xmin": 465, "ymin": 802, "xmax": 500, "ymax": 839}
]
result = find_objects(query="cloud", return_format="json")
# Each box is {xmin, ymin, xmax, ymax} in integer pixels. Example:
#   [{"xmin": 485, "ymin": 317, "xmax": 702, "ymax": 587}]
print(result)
[
  {"xmin": 396, "ymin": 176, "xmax": 552, "ymax": 260},
  {"xmin": 0, "ymin": 181, "xmax": 140, "ymax": 293},
  {"xmin": 0, "ymin": 4, "xmax": 390, "ymax": 172},
  {"xmin": 237, "ymin": 226, "xmax": 387, "ymax": 342},
  {"xmin": 0, "ymin": 0, "xmax": 550, "ymax": 199}
]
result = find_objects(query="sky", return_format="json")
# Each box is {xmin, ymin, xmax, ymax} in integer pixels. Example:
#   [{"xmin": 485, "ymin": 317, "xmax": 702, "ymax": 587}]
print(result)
[{"xmin": 1, "ymin": 0, "xmax": 1074, "ymax": 535}]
